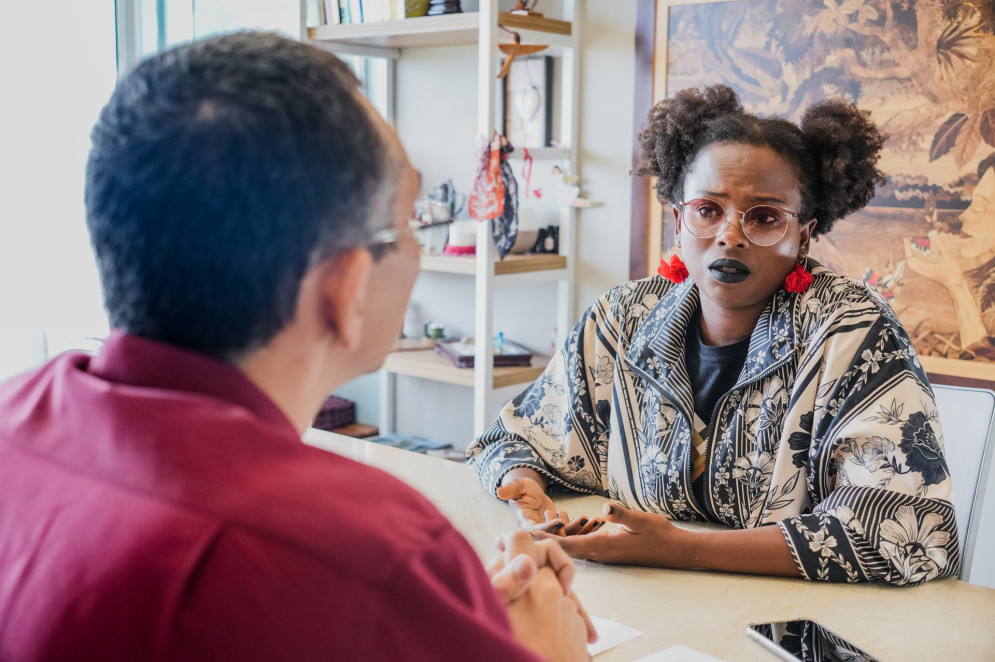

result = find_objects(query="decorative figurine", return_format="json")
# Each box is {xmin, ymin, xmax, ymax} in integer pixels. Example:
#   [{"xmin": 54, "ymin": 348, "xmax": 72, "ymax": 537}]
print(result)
[
  {"xmin": 547, "ymin": 164, "xmax": 601, "ymax": 208},
  {"xmin": 497, "ymin": 28, "xmax": 547, "ymax": 79},
  {"xmin": 426, "ymin": 0, "xmax": 461, "ymax": 16},
  {"xmin": 510, "ymin": 0, "xmax": 543, "ymax": 16}
]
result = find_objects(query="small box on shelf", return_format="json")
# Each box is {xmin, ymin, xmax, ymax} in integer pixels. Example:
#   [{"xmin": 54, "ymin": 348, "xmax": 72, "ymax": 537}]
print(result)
[
  {"xmin": 313, "ymin": 394, "xmax": 356, "ymax": 430},
  {"xmin": 331, "ymin": 422, "xmax": 380, "ymax": 438}
]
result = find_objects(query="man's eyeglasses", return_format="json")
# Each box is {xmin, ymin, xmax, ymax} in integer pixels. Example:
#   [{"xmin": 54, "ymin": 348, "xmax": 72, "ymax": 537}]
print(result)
[
  {"xmin": 679, "ymin": 198, "xmax": 801, "ymax": 247},
  {"xmin": 366, "ymin": 218, "xmax": 455, "ymax": 247}
]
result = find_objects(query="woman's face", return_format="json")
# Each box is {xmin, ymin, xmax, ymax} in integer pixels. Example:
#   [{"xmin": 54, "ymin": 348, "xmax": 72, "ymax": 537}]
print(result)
[
  {"xmin": 674, "ymin": 142, "xmax": 815, "ymax": 316},
  {"xmin": 959, "ymin": 167, "xmax": 995, "ymax": 259}
]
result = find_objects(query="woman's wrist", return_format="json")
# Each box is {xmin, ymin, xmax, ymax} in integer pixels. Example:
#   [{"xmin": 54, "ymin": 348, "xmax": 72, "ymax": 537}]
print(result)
[
  {"xmin": 501, "ymin": 467, "xmax": 548, "ymax": 492},
  {"xmin": 666, "ymin": 526, "xmax": 801, "ymax": 576},
  {"xmin": 680, "ymin": 528, "xmax": 719, "ymax": 569}
]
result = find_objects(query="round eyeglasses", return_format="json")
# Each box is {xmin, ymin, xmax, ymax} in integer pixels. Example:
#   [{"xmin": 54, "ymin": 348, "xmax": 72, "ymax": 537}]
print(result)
[
  {"xmin": 679, "ymin": 198, "xmax": 801, "ymax": 247},
  {"xmin": 362, "ymin": 218, "xmax": 454, "ymax": 260},
  {"xmin": 366, "ymin": 218, "xmax": 454, "ymax": 247}
]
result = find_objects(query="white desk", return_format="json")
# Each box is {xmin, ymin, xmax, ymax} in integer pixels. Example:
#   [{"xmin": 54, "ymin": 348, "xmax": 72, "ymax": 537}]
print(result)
[{"xmin": 303, "ymin": 429, "xmax": 995, "ymax": 661}]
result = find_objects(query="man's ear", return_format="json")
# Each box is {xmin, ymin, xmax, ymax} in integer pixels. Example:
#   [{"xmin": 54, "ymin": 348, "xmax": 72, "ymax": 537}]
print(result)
[{"xmin": 318, "ymin": 248, "xmax": 373, "ymax": 351}]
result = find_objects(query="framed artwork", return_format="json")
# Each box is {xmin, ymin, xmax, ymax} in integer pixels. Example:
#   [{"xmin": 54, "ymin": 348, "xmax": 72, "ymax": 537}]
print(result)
[
  {"xmin": 632, "ymin": 0, "xmax": 995, "ymax": 384},
  {"xmin": 501, "ymin": 56, "xmax": 554, "ymax": 148}
]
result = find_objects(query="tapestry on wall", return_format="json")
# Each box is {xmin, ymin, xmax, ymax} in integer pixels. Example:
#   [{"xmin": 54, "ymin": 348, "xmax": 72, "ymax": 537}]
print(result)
[{"xmin": 664, "ymin": 0, "xmax": 995, "ymax": 365}]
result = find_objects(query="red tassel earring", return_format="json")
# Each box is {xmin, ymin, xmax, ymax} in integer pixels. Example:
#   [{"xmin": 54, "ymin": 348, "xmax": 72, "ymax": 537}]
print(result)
[
  {"xmin": 658, "ymin": 251, "xmax": 689, "ymax": 284},
  {"xmin": 784, "ymin": 257, "xmax": 813, "ymax": 293}
]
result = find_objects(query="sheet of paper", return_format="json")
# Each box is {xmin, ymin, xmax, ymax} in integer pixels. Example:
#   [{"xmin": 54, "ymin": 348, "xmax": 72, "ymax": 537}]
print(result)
[
  {"xmin": 632, "ymin": 644, "xmax": 728, "ymax": 661},
  {"xmin": 587, "ymin": 615, "xmax": 643, "ymax": 656}
]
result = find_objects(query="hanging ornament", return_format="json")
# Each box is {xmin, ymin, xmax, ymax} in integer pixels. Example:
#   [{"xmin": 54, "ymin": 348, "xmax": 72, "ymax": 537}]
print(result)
[
  {"xmin": 469, "ymin": 133, "xmax": 505, "ymax": 221},
  {"xmin": 492, "ymin": 137, "xmax": 519, "ymax": 260},
  {"xmin": 468, "ymin": 134, "xmax": 520, "ymax": 260},
  {"xmin": 521, "ymin": 147, "xmax": 534, "ymax": 199}
]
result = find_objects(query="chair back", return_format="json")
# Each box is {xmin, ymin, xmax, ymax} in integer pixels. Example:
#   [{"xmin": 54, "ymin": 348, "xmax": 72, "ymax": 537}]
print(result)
[{"xmin": 932, "ymin": 384, "xmax": 995, "ymax": 586}]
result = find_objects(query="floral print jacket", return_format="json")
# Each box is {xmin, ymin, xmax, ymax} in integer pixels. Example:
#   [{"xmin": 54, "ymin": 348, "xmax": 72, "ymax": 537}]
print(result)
[{"xmin": 467, "ymin": 264, "xmax": 960, "ymax": 585}]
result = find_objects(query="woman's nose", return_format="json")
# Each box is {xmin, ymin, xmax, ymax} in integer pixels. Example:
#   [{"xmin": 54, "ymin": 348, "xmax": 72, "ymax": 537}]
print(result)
[{"xmin": 715, "ymin": 212, "xmax": 749, "ymax": 247}]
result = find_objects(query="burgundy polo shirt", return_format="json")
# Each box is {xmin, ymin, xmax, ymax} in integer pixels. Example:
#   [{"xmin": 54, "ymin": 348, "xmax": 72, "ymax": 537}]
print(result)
[{"xmin": 0, "ymin": 332, "xmax": 538, "ymax": 661}]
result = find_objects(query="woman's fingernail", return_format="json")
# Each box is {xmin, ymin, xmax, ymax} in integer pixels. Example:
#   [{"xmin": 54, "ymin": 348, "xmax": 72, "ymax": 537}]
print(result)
[
  {"xmin": 579, "ymin": 518, "xmax": 589, "ymax": 527},
  {"xmin": 608, "ymin": 504, "xmax": 615, "ymax": 515},
  {"xmin": 554, "ymin": 521, "xmax": 565, "ymax": 529},
  {"xmin": 596, "ymin": 521, "xmax": 605, "ymax": 529}
]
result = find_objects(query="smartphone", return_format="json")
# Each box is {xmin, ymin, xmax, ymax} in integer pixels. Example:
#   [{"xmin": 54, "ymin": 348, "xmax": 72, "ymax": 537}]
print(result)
[{"xmin": 746, "ymin": 619, "xmax": 881, "ymax": 662}]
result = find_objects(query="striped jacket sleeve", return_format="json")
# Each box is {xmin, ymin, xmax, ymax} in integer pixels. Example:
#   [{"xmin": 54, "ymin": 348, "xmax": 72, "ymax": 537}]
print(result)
[
  {"xmin": 466, "ymin": 283, "xmax": 643, "ymax": 497},
  {"xmin": 777, "ymin": 290, "xmax": 961, "ymax": 585}
]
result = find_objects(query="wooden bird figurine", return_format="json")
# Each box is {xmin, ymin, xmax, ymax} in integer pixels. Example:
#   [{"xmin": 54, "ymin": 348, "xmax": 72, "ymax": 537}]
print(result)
[{"xmin": 497, "ymin": 31, "xmax": 547, "ymax": 79}]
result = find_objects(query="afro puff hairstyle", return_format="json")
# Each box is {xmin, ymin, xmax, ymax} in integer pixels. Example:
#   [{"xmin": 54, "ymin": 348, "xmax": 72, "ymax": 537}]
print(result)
[{"xmin": 635, "ymin": 84, "xmax": 886, "ymax": 238}]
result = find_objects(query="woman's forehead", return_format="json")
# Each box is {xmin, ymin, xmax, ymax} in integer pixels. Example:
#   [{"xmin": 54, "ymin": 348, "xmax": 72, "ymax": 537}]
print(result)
[{"xmin": 685, "ymin": 142, "xmax": 803, "ymax": 203}]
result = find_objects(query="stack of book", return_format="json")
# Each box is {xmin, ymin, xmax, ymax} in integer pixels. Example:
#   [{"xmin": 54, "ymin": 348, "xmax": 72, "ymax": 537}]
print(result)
[
  {"xmin": 435, "ymin": 338, "xmax": 532, "ymax": 369},
  {"xmin": 310, "ymin": 0, "xmax": 430, "ymax": 25},
  {"xmin": 368, "ymin": 434, "xmax": 466, "ymax": 462}
]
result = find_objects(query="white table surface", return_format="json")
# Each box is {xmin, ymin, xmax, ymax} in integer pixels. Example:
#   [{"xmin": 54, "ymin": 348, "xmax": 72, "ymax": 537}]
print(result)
[{"xmin": 303, "ymin": 429, "xmax": 995, "ymax": 661}]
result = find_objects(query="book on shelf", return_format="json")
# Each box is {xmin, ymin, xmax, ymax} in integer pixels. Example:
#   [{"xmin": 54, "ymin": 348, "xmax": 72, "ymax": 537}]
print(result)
[
  {"xmin": 393, "ymin": 0, "xmax": 427, "ymax": 19},
  {"xmin": 336, "ymin": 0, "xmax": 428, "ymax": 24},
  {"xmin": 323, "ymin": 0, "xmax": 342, "ymax": 24},
  {"xmin": 306, "ymin": 0, "xmax": 320, "ymax": 26},
  {"xmin": 362, "ymin": 0, "xmax": 383, "ymax": 22},
  {"xmin": 435, "ymin": 338, "xmax": 533, "ymax": 369},
  {"xmin": 317, "ymin": 0, "xmax": 425, "ymax": 24},
  {"xmin": 347, "ymin": 0, "xmax": 362, "ymax": 23}
]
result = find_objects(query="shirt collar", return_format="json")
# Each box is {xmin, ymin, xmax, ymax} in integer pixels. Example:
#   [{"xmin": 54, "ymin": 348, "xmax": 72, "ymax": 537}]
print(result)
[
  {"xmin": 624, "ymin": 277, "xmax": 799, "ymax": 394},
  {"xmin": 88, "ymin": 330, "xmax": 297, "ymax": 434}
]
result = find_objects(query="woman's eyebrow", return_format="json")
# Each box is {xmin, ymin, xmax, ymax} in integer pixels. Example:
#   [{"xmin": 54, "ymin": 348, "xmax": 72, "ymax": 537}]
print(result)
[
  {"xmin": 695, "ymin": 189, "xmax": 728, "ymax": 199},
  {"xmin": 696, "ymin": 189, "xmax": 789, "ymax": 206},
  {"xmin": 750, "ymin": 194, "xmax": 789, "ymax": 205}
]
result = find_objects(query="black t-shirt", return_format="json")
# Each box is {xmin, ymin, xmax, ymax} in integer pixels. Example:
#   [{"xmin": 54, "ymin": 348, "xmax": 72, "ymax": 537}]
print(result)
[{"xmin": 683, "ymin": 310, "xmax": 751, "ymax": 515}]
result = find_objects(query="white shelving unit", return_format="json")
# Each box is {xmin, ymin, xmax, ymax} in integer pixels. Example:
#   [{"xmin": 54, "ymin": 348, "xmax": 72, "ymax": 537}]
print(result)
[{"xmin": 303, "ymin": 1, "xmax": 580, "ymax": 438}]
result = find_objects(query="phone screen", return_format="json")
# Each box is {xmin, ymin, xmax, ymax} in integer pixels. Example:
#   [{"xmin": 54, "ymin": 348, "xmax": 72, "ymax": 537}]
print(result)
[{"xmin": 746, "ymin": 619, "xmax": 881, "ymax": 662}]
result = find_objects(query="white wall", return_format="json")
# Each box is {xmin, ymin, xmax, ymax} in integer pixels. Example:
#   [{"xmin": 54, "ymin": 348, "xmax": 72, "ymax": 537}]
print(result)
[
  {"xmin": 573, "ymin": 0, "xmax": 639, "ymax": 307},
  {"xmin": 0, "ymin": 1, "xmax": 117, "ymax": 383},
  {"xmin": 0, "ymin": 0, "xmax": 303, "ymax": 387},
  {"xmin": 338, "ymin": 1, "xmax": 639, "ymax": 447}
]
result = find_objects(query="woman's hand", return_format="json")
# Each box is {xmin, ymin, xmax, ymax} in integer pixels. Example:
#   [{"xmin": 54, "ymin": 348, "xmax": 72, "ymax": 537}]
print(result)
[
  {"xmin": 497, "ymin": 472, "xmax": 603, "ymax": 536},
  {"xmin": 536, "ymin": 502, "xmax": 801, "ymax": 576},
  {"xmin": 537, "ymin": 502, "xmax": 689, "ymax": 566},
  {"xmin": 497, "ymin": 476, "xmax": 563, "ymax": 532}
]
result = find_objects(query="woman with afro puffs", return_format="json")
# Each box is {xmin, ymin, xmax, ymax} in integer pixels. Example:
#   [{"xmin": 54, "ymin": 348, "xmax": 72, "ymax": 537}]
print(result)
[{"xmin": 468, "ymin": 84, "xmax": 959, "ymax": 588}]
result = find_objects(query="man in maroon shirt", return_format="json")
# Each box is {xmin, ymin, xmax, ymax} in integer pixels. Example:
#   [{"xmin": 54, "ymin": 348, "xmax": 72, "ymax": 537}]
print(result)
[{"xmin": 0, "ymin": 33, "xmax": 593, "ymax": 661}]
